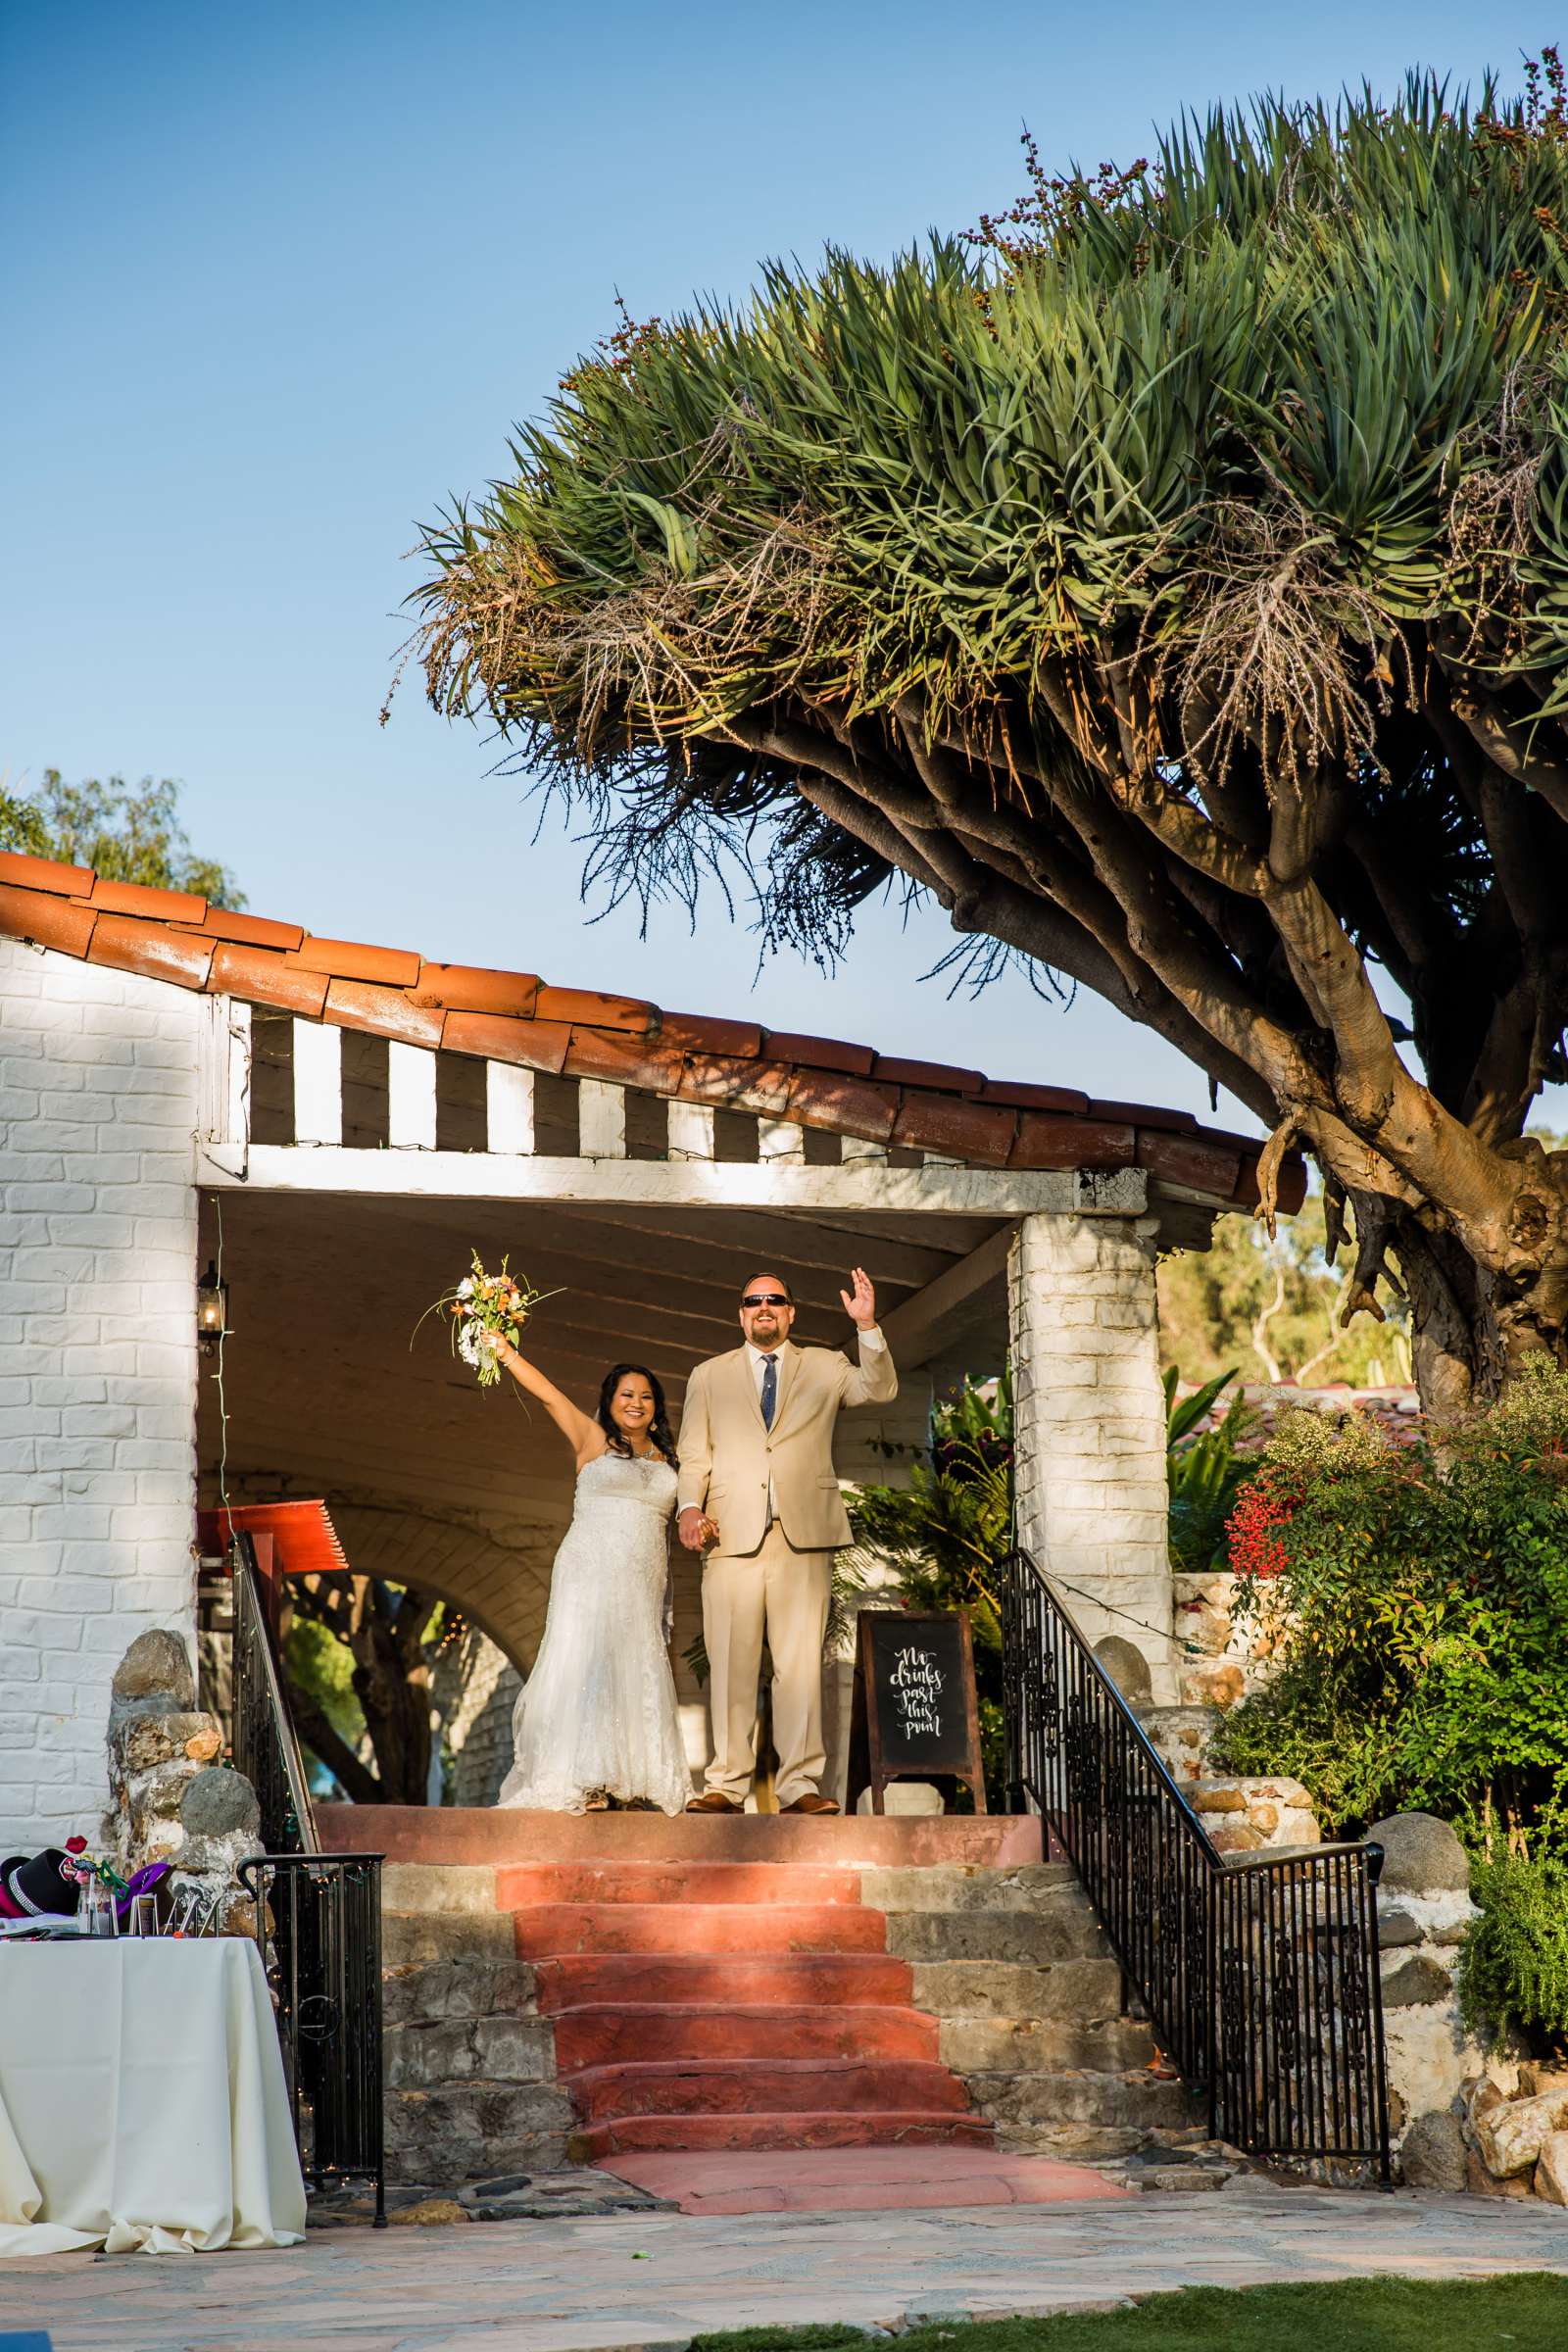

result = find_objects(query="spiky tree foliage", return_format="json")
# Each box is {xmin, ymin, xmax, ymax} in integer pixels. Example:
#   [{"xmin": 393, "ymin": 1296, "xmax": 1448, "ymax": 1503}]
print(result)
[{"xmin": 413, "ymin": 65, "xmax": 1568, "ymax": 1415}]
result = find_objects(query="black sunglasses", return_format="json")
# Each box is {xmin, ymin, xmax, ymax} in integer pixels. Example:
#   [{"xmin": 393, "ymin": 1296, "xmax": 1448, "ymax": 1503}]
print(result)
[{"xmin": 741, "ymin": 1294, "xmax": 791, "ymax": 1308}]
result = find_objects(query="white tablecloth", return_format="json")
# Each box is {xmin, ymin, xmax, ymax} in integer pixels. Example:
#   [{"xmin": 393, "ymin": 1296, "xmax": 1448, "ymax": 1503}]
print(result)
[{"xmin": 0, "ymin": 1936, "xmax": 307, "ymax": 2257}]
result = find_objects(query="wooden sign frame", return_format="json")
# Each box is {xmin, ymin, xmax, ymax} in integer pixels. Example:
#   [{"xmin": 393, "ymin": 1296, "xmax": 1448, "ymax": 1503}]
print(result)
[{"xmin": 845, "ymin": 1608, "xmax": 987, "ymax": 1816}]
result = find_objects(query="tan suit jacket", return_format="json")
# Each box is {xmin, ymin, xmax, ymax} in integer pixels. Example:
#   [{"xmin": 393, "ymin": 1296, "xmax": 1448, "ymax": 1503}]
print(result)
[{"xmin": 677, "ymin": 1334, "xmax": 898, "ymax": 1556}]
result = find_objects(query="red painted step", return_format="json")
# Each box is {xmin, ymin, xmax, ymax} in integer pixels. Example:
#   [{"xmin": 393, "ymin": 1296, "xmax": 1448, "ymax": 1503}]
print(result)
[
  {"xmin": 530, "ymin": 1952, "xmax": 916, "ymax": 2011},
  {"xmin": 549, "ymin": 2003, "xmax": 940, "ymax": 2070},
  {"xmin": 568, "ymin": 2057, "xmax": 971, "ymax": 2122},
  {"xmin": 328, "ymin": 1803, "xmax": 1043, "ymax": 1868},
  {"xmin": 496, "ymin": 1860, "xmax": 863, "ymax": 1908},
  {"xmin": 512, "ymin": 1902, "xmax": 887, "ymax": 1959},
  {"xmin": 572, "ymin": 2111, "xmax": 995, "ymax": 2159}
]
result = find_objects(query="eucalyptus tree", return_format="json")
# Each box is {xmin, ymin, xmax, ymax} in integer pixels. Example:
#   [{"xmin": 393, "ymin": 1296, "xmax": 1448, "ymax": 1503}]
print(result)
[{"xmin": 412, "ymin": 66, "xmax": 1568, "ymax": 1415}]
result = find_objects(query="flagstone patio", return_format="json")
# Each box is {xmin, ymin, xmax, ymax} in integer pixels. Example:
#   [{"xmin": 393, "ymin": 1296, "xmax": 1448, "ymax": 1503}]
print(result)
[{"xmin": 6, "ymin": 2187, "xmax": 1568, "ymax": 2352}]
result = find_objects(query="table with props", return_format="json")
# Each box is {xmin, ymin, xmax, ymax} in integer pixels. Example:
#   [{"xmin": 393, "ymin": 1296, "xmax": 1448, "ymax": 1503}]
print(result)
[{"xmin": 0, "ymin": 1936, "xmax": 307, "ymax": 2257}]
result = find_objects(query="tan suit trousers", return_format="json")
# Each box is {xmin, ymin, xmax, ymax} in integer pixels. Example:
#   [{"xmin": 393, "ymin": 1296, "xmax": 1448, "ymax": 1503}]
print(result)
[{"xmin": 702, "ymin": 1524, "xmax": 832, "ymax": 1807}]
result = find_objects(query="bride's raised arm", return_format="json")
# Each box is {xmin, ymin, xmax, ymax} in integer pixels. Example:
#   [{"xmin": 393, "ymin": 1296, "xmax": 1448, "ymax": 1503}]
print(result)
[{"xmin": 484, "ymin": 1338, "xmax": 601, "ymax": 1464}]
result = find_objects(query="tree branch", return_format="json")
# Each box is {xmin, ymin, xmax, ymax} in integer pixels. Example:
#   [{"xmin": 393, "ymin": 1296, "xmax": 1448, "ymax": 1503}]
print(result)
[{"xmin": 282, "ymin": 1677, "xmax": 381, "ymax": 1805}]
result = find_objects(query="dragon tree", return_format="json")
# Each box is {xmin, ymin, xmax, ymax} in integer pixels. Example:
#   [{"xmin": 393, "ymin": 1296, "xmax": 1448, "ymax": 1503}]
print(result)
[{"xmin": 413, "ymin": 64, "xmax": 1568, "ymax": 1416}]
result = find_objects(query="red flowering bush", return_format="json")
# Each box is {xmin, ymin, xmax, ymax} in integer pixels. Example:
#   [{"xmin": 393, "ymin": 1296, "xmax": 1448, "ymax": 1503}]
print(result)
[
  {"xmin": 1224, "ymin": 1472, "xmax": 1298, "ymax": 1582},
  {"xmin": 1214, "ymin": 1366, "xmax": 1568, "ymax": 1848}
]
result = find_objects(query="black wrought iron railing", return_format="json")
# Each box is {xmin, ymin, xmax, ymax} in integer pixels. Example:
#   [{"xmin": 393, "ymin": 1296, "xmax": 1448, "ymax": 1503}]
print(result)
[
  {"xmin": 1003, "ymin": 1545, "xmax": 1390, "ymax": 2180},
  {"xmin": 231, "ymin": 1530, "xmax": 317, "ymax": 1855},
  {"xmin": 229, "ymin": 1538, "xmax": 386, "ymax": 2222},
  {"xmin": 238, "ymin": 1852, "xmax": 386, "ymax": 2224}
]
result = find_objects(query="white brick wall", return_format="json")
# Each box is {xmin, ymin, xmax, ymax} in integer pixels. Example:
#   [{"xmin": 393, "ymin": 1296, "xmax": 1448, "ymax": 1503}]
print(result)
[
  {"xmin": 0, "ymin": 936, "xmax": 202, "ymax": 1848},
  {"xmin": 1008, "ymin": 1211, "xmax": 1174, "ymax": 1700}
]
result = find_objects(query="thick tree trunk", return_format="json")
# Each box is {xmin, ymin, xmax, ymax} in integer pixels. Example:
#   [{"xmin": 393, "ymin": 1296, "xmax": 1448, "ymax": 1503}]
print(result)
[
  {"xmin": 1391, "ymin": 1169, "xmax": 1568, "ymax": 1419},
  {"xmin": 351, "ymin": 1614, "xmax": 432, "ymax": 1805}
]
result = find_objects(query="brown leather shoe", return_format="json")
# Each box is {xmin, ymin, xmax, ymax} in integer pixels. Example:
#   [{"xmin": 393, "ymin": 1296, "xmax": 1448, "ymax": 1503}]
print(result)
[
  {"xmin": 782, "ymin": 1792, "xmax": 840, "ymax": 1815},
  {"xmin": 686, "ymin": 1790, "xmax": 744, "ymax": 1814}
]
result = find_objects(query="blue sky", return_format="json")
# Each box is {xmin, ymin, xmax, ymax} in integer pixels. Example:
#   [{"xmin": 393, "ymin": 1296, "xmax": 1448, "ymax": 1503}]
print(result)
[{"xmin": 4, "ymin": 3, "xmax": 1560, "ymax": 1129}]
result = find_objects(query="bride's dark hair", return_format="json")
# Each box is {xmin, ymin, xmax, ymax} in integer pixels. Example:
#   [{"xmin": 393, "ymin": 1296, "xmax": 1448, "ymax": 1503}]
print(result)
[{"xmin": 597, "ymin": 1362, "xmax": 678, "ymax": 1466}]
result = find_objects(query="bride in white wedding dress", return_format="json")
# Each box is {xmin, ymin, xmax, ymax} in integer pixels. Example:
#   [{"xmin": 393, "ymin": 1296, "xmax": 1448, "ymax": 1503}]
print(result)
[{"xmin": 481, "ymin": 1337, "xmax": 692, "ymax": 1815}]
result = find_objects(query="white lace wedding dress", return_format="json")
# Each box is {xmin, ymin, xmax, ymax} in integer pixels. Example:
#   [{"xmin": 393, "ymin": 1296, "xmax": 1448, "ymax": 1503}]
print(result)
[{"xmin": 496, "ymin": 1449, "xmax": 692, "ymax": 1815}]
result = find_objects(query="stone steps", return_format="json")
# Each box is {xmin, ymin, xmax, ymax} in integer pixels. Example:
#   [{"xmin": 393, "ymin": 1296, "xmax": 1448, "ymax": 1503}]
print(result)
[
  {"xmin": 510, "ymin": 1899, "xmax": 889, "ymax": 1957},
  {"xmin": 908, "ymin": 1957, "xmax": 1124, "ymax": 2019},
  {"xmin": 550, "ymin": 2002, "xmax": 940, "ymax": 2069},
  {"xmin": 885, "ymin": 1907, "xmax": 1106, "ymax": 1965},
  {"xmin": 567, "ymin": 2056, "xmax": 973, "ymax": 2123},
  {"xmin": 496, "ymin": 1860, "xmax": 863, "ymax": 1907},
  {"xmin": 961, "ymin": 2068, "xmax": 1198, "ymax": 2159},
  {"xmin": 939, "ymin": 2014, "xmax": 1155, "ymax": 2074},
  {"xmin": 531, "ymin": 1951, "xmax": 917, "ymax": 2010},
  {"xmin": 326, "ymin": 1803, "xmax": 1040, "ymax": 1868},
  {"xmin": 370, "ymin": 1815, "xmax": 1182, "ymax": 2179},
  {"xmin": 570, "ymin": 2109, "xmax": 996, "ymax": 2161}
]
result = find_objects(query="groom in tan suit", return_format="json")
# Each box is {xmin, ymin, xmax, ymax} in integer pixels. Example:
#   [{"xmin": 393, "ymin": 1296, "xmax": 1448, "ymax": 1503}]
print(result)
[{"xmin": 677, "ymin": 1268, "xmax": 897, "ymax": 1815}]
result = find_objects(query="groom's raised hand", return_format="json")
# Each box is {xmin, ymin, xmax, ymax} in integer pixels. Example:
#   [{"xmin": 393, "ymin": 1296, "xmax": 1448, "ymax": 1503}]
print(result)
[{"xmin": 840, "ymin": 1266, "xmax": 877, "ymax": 1329}]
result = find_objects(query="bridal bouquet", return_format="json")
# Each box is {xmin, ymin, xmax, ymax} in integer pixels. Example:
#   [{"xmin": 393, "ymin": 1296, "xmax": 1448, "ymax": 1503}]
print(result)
[{"xmin": 418, "ymin": 1252, "xmax": 556, "ymax": 1387}]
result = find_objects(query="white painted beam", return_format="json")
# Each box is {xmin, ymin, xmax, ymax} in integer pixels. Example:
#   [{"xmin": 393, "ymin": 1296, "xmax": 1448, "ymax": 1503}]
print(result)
[
  {"xmin": 841, "ymin": 1137, "xmax": 888, "ymax": 1165},
  {"xmin": 199, "ymin": 1144, "xmax": 1150, "ymax": 1220},
  {"xmin": 666, "ymin": 1100, "xmax": 715, "ymax": 1162},
  {"xmin": 578, "ymin": 1080, "xmax": 627, "ymax": 1159},
  {"xmin": 389, "ymin": 1044, "xmax": 438, "ymax": 1149},
  {"xmin": 292, "ymin": 1020, "xmax": 342, "ymax": 1147},
  {"xmin": 485, "ymin": 1061, "xmax": 535, "ymax": 1154},
  {"xmin": 759, "ymin": 1117, "xmax": 806, "ymax": 1165}
]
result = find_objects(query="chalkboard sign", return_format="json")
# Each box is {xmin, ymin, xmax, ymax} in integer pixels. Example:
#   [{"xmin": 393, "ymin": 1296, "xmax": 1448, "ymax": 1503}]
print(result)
[{"xmin": 845, "ymin": 1610, "xmax": 986, "ymax": 1815}]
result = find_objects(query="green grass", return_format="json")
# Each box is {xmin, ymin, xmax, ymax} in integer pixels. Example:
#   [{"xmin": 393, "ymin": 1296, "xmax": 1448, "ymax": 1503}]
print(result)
[{"xmin": 688, "ymin": 2275, "xmax": 1568, "ymax": 2352}]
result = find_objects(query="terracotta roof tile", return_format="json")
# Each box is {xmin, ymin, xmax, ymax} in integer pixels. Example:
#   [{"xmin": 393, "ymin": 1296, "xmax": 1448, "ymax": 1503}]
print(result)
[
  {"xmin": 0, "ymin": 882, "xmax": 98, "ymax": 957},
  {"xmin": 563, "ymin": 1027, "xmax": 680, "ymax": 1092},
  {"xmin": 0, "ymin": 846, "xmax": 1308, "ymax": 1212},
  {"xmin": 87, "ymin": 911, "xmax": 215, "ymax": 990},
  {"xmin": 187, "ymin": 907, "xmax": 306, "ymax": 952},
  {"xmin": 762, "ymin": 1032, "xmax": 877, "ymax": 1077},
  {"xmin": 88, "ymin": 875, "xmax": 209, "ymax": 924},
  {"xmin": 291, "ymin": 937, "xmax": 422, "ymax": 988},
  {"xmin": 0, "ymin": 850, "xmax": 94, "ymax": 896},
  {"xmin": 1010, "ymin": 1114, "xmax": 1136, "ymax": 1171},
  {"xmin": 979, "ymin": 1079, "xmax": 1092, "ymax": 1115},
  {"xmin": 658, "ymin": 1011, "xmax": 765, "ymax": 1059},
  {"xmin": 873, "ymin": 1055, "xmax": 986, "ymax": 1096},
  {"xmin": 676, "ymin": 1053, "xmax": 796, "ymax": 1121},
  {"xmin": 534, "ymin": 984, "xmax": 656, "ymax": 1035},
  {"xmin": 442, "ymin": 1009, "xmax": 572, "ymax": 1074},
  {"xmin": 413, "ymin": 962, "xmax": 542, "ymax": 1018},
  {"xmin": 893, "ymin": 1090, "xmax": 1016, "ymax": 1164},
  {"xmin": 323, "ymin": 978, "xmax": 445, "ymax": 1050},
  {"xmin": 1138, "ymin": 1130, "xmax": 1243, "ymax": 1195},
  {"xmin": 1089, "ymin": 1099, "xmax": 1198, "ymax": 1133},
  {"xmin": 784, "ymin": 1068, "xmax": 900, "ymax": 1144},
  {"xmin": 209, "ymin": 943, "xmax": 330, "ymax": 1018}
]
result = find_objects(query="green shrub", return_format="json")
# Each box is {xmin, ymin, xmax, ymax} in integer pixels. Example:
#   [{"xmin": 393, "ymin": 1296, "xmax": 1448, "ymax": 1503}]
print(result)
[
  {"xmin": 1213, "ymin": 1362, "xmax": 1568, "ymax": 1850},
  {"xmin": 1165, "ymin": 1366, "xmax": 1259, "ymax": 1577},
  {"xmin": 1459, "ymin": 1850, "xmax": 1568, "ymax": 2055}
]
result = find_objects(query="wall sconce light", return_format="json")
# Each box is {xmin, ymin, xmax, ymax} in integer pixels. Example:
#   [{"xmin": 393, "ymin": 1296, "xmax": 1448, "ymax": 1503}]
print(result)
[{"xmin": 197, "ymin": 1261, "xmax": 230, "ymax": 1355}]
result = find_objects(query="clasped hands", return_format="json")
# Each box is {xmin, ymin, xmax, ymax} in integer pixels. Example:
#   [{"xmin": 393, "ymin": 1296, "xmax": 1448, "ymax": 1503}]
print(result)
[{"xmin": 678, "ymin": 1507, "xmax": 720, "ymax": 1552}]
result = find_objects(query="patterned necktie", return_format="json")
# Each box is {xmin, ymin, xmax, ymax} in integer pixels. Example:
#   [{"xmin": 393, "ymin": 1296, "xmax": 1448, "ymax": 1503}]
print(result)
[{"xmin": 760, "ymin": 1352, "xmax": 777, "ymax": 1429}]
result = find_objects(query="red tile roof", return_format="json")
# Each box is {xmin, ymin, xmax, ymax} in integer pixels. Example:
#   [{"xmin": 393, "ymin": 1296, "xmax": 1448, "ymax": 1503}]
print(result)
[{"xmin": 0, "ymin": 850, "xmax": 1305, "ymax": 1214}]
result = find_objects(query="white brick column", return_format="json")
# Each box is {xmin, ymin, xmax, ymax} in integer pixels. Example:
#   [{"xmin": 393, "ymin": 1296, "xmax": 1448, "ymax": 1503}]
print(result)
[
  {"xmin": 0, "ymin": 936, "xmax": 202, "ymax": 1849},
  {"xmin": 1008, "ymin": 1210, "xmax": 1173, "ymax": 1699}
]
